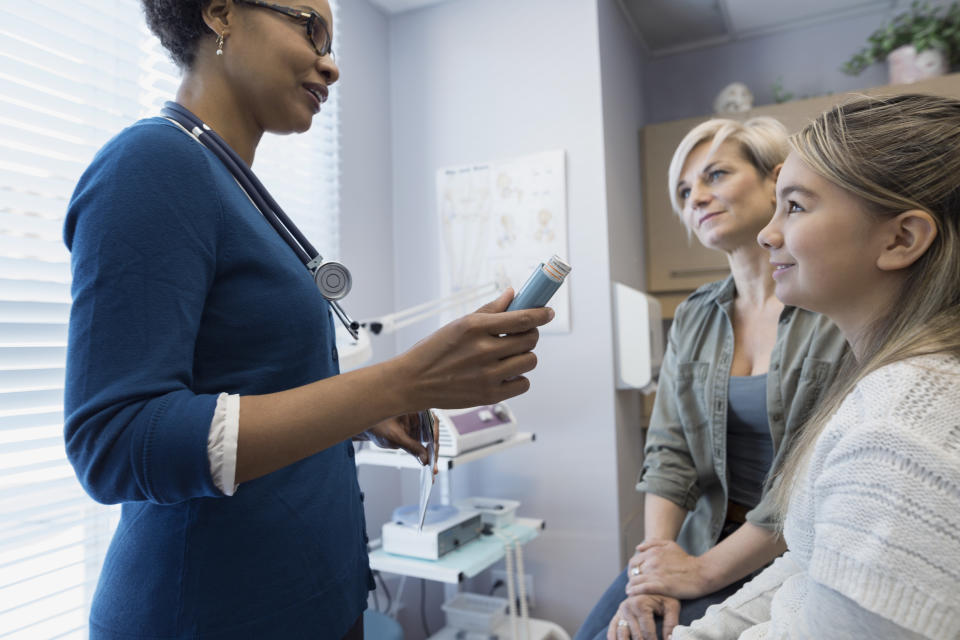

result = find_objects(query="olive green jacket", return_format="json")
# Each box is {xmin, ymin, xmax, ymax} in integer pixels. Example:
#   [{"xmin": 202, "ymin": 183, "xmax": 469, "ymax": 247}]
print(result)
[{"xmin": 636, "ymin": 276, "xmax": 849, "ymax": 556}]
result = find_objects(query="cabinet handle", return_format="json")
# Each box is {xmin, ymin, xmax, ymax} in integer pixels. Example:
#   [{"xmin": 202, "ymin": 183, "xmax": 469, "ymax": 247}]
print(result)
[{"xmin": 669, "ymin": 267, "xmax": 730, "ymax": 278}]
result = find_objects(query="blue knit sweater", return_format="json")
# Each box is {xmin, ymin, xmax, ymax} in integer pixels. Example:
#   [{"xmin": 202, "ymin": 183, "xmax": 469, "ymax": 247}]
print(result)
[{"xmin": 63, "ymin": 118, "xmax": 370, "ymax": 638}]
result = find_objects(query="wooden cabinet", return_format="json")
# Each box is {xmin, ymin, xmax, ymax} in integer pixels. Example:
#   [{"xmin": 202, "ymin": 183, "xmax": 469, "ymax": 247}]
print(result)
[{"xmin": 641, "ymin": 72, "xmax": 960, "ymax": 316}]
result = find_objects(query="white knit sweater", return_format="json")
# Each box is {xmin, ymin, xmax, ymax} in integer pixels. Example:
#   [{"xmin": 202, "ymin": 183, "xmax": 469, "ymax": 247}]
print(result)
[{"xmin": 674, "ymin": 355, "xmax": 960, "ymax": 639}]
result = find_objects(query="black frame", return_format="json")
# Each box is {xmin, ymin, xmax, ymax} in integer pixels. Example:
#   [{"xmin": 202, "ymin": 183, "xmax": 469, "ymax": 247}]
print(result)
[{"xmin": 235, "ymin": 0, "xmax": 334, "ymax": 58}]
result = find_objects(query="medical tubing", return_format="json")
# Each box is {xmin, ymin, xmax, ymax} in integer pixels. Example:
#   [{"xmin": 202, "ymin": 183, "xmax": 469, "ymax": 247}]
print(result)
[
  {"xmin": 160, "ymin": 102, "xmax": 317, "ymax": 264},
  {"xmin": 330, "ymin": 300, "xmax": 354, "ymax": 332}
]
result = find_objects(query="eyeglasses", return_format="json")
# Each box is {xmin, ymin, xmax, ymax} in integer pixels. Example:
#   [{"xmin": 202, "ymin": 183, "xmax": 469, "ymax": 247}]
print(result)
[{"xmin": 235, "ymin": 0, "xmax": 334, "ymax": 58}]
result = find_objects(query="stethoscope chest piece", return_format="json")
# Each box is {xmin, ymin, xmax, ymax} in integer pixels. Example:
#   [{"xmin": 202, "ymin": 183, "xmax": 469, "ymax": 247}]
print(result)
[{"xmin": 310, "ymin": 258, "xmax": 352, "ymax": 301}]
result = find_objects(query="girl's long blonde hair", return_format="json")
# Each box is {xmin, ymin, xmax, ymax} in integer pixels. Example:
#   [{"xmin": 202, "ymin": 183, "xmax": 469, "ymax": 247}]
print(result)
[{"xmin": 770, "ymin": 94, "xmax": 960, "ymax": 519}]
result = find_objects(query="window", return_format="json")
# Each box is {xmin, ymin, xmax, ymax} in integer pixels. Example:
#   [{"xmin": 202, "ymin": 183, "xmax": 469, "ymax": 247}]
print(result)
[{"xmin": 0, "ymin": 1, "xmax": 341, "ymax": 637}]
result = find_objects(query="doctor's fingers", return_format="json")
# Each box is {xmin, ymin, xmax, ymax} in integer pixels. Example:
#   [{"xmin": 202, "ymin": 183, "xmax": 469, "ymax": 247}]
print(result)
[
  {"xmin": 484, "ymin": 328, "xmax": 541, "ymax": 360},
  {"xmin": 385, "ymin": 416, "xmax": 432, "ymax": 463},
  {"xmin": 492, "ymin": 350, "xmax": 539, "ymax": 380},
  {"xmin": 394, "ymin": 430, "xmax": 430, "ymax": 464},
  {"xmin": 474, "ymin": 306, "xmax": 555, "ymax": 335},
  {"xmin": 474, "ymin": 288, "xmax": 514, "ymax": 314}
]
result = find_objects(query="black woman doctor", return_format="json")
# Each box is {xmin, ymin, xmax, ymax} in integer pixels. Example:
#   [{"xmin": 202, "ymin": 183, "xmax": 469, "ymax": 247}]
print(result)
[{"xmin": 61, "ymin": 1, "xmax": 554, "ymax": 638}]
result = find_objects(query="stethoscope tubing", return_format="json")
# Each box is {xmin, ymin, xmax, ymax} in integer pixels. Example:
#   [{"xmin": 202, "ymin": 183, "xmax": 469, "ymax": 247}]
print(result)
[
  {"xmin": 160, "ymin": 101, "xmax": 359, "ymax": 339},
  {"xmin": 161, "ymin": 102, "xmax": 315, "ymax": 263}
]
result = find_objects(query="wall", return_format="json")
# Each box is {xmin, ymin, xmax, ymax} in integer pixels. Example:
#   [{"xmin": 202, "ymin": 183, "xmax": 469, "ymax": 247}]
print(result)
[
  {"xmin": 339, "ymin": 0, "xmax": 396, "ymax": 331},
  {"xmin": 337, "ymin": 0, "xmax": 406, "ymax": 581},
  {"xmin": 387, "ymin": 0, "xmax": 621, "ymax": 634},
  {"xmin": 596, "ymin": 0, "xmax": 650, "ymax": 569},
  {"xmin": 642, "ymin": 10, "xmax": 892, "ymax": 123}
]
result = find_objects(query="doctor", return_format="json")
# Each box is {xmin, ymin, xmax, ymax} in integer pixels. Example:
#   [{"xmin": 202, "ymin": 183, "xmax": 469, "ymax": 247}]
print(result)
[{"xmin": 62, "ymin": 1, "xmax": 554, "ymax": 638}]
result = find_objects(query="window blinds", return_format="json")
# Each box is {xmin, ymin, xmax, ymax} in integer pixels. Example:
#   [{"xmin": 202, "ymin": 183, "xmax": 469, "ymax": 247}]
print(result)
[{"xmin": 0, "ymin": 1, "xmax": 341, "ymax": 638}]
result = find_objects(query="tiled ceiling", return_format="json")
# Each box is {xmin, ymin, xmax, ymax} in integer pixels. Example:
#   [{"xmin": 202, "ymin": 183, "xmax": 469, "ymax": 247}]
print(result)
[
  {"xmin": 370, "ymin": 0, "xmax": 910, "ymax": 56},
  {"xmin": 615, "ymin": 0, "xmax": 899, "ymax": 55},
  {"xmin": 367, "ymin": 0, "xmax": 449, "ymax": 14}
]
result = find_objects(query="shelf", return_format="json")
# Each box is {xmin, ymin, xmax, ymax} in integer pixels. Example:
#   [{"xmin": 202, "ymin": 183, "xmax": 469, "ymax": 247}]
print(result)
[
  {"xmin": 356, "ymin": 431, "xmax": 535, "ymax": 470},
  {"xmin": 368, "ymin": 517, "xmax": 544, "ymax": 584}
]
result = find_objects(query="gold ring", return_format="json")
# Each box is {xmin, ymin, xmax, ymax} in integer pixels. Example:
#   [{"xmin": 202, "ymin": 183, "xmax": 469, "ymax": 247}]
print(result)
[{"xmin": 617, "ymin": 619, "xmax": 629, "ymax": 628}]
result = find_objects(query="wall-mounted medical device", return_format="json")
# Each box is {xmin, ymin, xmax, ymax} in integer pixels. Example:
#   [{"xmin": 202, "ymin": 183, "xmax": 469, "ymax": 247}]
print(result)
[
  {"xmin": 612, "ymin": 282, "xmax": 664, "ymax": 391},
  {"xmin": 435, "ymin": 403, "xmax": 518, "ymax": 457}
]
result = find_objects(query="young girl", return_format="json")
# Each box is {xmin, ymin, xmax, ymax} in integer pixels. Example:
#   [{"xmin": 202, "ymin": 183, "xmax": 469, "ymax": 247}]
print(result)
[{"xmin": 673, "ymin": 94, "xmax": 960, "ymax": 639}]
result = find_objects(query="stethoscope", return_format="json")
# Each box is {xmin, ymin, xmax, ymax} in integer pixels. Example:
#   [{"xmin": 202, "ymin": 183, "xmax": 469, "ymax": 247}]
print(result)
[{"xmin": 160, "ymin": 101, "xmax": 360, "ymax": 339}]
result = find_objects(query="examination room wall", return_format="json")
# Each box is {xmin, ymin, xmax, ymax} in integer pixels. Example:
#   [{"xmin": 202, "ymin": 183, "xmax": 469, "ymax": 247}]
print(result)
[
  {"xmin": 338, "ymin": 0, "xmax": 406, "ymax": 529},
  {"xmin": 641, "ymin": 5, "xmax": 900, "ymax": 124},
  {"xmin": 386, "ymin": 0, "xmax": 622, "ymax": 633},
  {"xmin": 596, "ymin": 0, "xmax": 650, "ymax": 570}
]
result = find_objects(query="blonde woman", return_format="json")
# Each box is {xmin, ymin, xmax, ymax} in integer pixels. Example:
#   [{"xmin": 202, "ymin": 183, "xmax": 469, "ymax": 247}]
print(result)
[
  {"xmin": 576, "ymin": 118, "xmax": 847, "ymax": 640},
  {"xmin": 674, "ymin": 94, "xmax": 960, "ymax": 639}
]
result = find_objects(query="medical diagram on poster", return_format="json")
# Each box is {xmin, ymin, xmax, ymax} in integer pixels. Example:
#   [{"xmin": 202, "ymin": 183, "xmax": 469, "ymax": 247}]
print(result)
[{"xmin": 436, "ymin": 150, "xmax": 570, "ymax": 332}]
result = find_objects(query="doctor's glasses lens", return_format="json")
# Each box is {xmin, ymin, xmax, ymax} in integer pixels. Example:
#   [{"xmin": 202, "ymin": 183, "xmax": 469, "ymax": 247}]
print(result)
[{"xmin": 307, "ymin": 15, "xmax": 333, "ymax": 57}]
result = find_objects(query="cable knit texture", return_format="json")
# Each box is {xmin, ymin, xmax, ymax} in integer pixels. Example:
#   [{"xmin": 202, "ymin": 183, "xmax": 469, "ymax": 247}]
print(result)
[{"xmin": 674, "ymin": 354, "xmax": 960, "ymax": 638}]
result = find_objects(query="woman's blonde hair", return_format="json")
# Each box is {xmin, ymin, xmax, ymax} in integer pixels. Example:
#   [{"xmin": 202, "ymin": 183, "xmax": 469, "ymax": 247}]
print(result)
[
  {"xmin": 667, "ymin": 117, "xmax": 790, "ymax": 215},
  {"xmin": 769, "ymin": 93, "xmax": 960, "ymax": 520}
]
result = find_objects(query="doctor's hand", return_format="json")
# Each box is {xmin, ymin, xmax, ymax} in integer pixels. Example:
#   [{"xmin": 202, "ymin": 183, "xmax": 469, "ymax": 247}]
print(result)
[
  {"xmin": 363, "ymin": 412, "xmax": 439, "ymax": 473},
  {"xmin": 607, "ymin": 594, "xmax": 680, "ymax": 640},
  {"xmin": 396, "ymin": 288, "xmax": 554, "ymax": 409},
  {"xmin": 627, "ymin": 540, "xmax": 709, "ymax": 601}
]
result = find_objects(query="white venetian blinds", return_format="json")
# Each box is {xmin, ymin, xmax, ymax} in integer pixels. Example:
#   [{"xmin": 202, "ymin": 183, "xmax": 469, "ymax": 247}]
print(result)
[{"xmin": 0, "ymin": 1, "xmax": 341, "ymax": 638}]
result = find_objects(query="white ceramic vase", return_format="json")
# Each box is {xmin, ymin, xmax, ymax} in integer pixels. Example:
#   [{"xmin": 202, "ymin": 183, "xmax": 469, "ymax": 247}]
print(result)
[{"xmin": 887, "ymin": 44, "xmax": 948, "ymax": 84}]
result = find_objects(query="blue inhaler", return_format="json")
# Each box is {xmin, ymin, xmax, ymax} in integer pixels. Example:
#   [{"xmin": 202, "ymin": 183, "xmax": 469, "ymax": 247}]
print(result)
[{"xmin": 507, "ymin": 255, "xmax": 571, "ymax": 311}]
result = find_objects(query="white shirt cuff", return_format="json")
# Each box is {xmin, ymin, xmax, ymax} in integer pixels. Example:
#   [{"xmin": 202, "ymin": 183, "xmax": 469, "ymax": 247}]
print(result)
[{"xmin": 208, "ymin": 392, "xmax": 239, "ymax": 496}]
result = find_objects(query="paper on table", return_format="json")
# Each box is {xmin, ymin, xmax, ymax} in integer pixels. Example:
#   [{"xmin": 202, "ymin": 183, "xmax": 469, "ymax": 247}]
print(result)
[{"xmin": 417, "ymin": 410, "xmax": 438, "ymax": 531}]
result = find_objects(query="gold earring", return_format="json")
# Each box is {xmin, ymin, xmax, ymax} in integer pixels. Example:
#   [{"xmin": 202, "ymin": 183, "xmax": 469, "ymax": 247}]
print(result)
[{"xmin": 216, "ymin": 33, "xmax": 225, "ymax": 56}]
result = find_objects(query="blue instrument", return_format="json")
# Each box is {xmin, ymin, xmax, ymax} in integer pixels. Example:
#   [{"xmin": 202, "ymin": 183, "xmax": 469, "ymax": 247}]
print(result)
[{"xmin": 507, "ymin": 255, "xmax": 571, "ymax": 311}]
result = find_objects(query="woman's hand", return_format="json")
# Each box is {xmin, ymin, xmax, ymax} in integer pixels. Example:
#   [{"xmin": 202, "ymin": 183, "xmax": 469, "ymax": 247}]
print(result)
[
  {"xmin": 606, "ymin": 594, "xmax": 681, "ymax": 640},
  {"xmin": 627, "ymin": 540, "xmax": 711, "ymax": 600},
  {"xmin": 395, "ymin": 289, "xmax": 555, "ymax": 409},
  {"xmin": 363, "ymin": 412, "xmax": 439, "ymax": 473}
]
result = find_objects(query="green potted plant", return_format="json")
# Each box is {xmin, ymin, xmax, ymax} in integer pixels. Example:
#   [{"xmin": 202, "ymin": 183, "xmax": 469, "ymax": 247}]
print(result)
[{"xmin": 842, "ymin": 1, "xmax": 960, "ymax": 84}]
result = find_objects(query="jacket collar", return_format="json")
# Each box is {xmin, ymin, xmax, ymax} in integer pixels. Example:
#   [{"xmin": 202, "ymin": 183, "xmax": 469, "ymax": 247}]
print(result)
[
  {"xmin": 707, "ymin": 274, "xmax": 737, "ymax": 306},
  {"xmin": 707, "ymin": 273, "xmax": 798, "ymax": 321}
]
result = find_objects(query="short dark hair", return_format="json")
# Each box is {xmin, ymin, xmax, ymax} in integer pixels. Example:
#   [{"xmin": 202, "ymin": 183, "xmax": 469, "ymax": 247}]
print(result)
[{"xmin": 141, "ymin": 0, "xmax": 212, "ymax": 69}]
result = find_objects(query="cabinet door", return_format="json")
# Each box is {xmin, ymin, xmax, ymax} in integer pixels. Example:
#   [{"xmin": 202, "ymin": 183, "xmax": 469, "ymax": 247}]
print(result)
[{"xmin": 641, "ymin": 117, "xmax": 730, "ymax": 294}]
